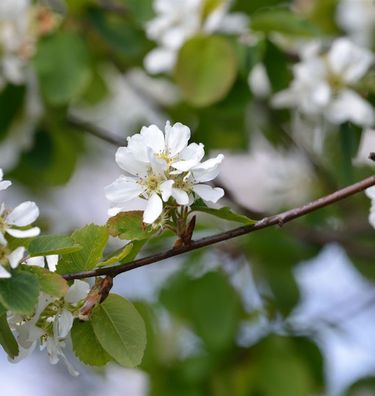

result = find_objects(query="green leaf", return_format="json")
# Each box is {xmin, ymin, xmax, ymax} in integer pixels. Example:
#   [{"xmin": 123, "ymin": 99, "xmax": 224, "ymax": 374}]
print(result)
[
  {"xmin": 23, "ymin": 267, "xmax": 68, "ymax": 298},
  {"xmin": 91, "ymin": 294, "xmax": 147, "ymax": 367},
  {"xmin": 71, "ymin": 320, "xmax": 112, "ymax": 366},
  {"xmin": 28, "ymin": 235, "xmax": 82, "ymax": 257},
  {"xmin": 0, "ymin": 270, "xmax": 39, "ymax": 315},
  {"xmin": 160, "ymin": 271, "xmax": 242, "ymax": 352},
  {"xmin": 191, "ymin": 205, "xmax": 255, "ymax": 224},
  {"xmin": 0, "ymin": 84, "xmax": 26, "ymax": 141},
  {"xmin": 34, "ymin": 31, "xmax": 91, "ymax": 105},
  {"xmin": 99, "ymin": 243, "xmax": 134, "ymax": 267},
  {"xmin": 251, "ymin": 9, "xmax": 321, "ymax": 37},
  {"xmin": 175, "ymin": 35, "xmax": 238, "ymax": 106},
  {"xmin": 107, "ymin": 211, "xmax": 155, "ymax": 241},
  {"xmin": 0, "ymin": 314, "xmax": 19, "ymax": 359},
  {"xmin": 57, "ymin": 224, "xmax": 108, "ymax": 275}
]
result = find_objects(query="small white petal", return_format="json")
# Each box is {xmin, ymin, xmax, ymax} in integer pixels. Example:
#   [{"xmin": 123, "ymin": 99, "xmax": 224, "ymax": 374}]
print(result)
[
  {"xmin": 365, "ymin": 187, "xmax": 375, "ymax": 200},
  {"xmin": 26, "ymin": 257, "xmax": 45, "ymax": 268},
  {"xmin": 7, "ymin": 227, "xmax": 40, "ymax": 239},
  {"xmin": 46, "ymin": 255, "xmax": 58, "ymax": 272},
  {"xmin": 0, "ymin": 233, "xmax": 7, "ymax": 246},
  {"xmin": 8, "ymin": 246, "xmax": 25, "ymax": 269},
  {"xmin": 115, "ymin": 147, "xmax": 148, "ymax": 177},
  {"xmin": 172, "ymin": 188, "xmax": 189, "ymax": 205},
  {"xmin": 140, "ymin": 124, "xmax": 166, "ymax": 153},
  {"xmin": 160, "ymin": 180, "xmax": 174, "ymax": 201},
  {"xmin": 57, "ymin": 310, "xmax": 74, "ymax": 338},
  {"xmin": 165, "ymin": 121, "xmax": 191, "ymax": 157},
  {"xmin": 105, "ymin": 176, "xmax": 145, "ymax": 204},
  {"xmin": 0, "ymin": 180, "xmax": 11, "ymax": 191},
  {"xmin": 193, "ymin": 184, "xmax": 224, "ymax": 203},
  {"xmin": 65, "ymin": 280, "xmax": 90, "ymax": 304},
  {"xmin": 143, "ymin": 193, "xmax": 163, "ymax": 224},
  {"xmin": 192, "ymin": 154, "xmax": 224, "ymax": 182},
  {"xmin": 6, "ymin": 202, "xmax": 39, "ymax": 227},
  {"xmin": 144, "ymin": 47, "xmax": 176, "ymax": 74},
  {"xmin": 172, "ymin": 143, "xmax": 205, "ymax": 172},
  {"xmin": 108, "ymin": 197, "xmax": 148, "ymax": 217},
  {"xmin": 0, "ymin": 266, "xmax": 11, "ymax": 278},
  {"xmin": 326, "ymin": 90, "xmax": 374, "ymax": 126}
]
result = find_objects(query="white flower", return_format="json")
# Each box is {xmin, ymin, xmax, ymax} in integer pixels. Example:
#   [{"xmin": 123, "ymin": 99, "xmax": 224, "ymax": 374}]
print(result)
[
  {"xmin": 0, "ymin": 245, "xmax": 26, "ymax": 278},
  {"xmin": 336, "ymin": 0, "xmax": 375, "ymax": 48},
  {"xmin": 219, "ymin": 135, "xmax": 314, "ymax": 213},
  {"xmin": 365, "ymin": 186, "xmax": 375, "ymax": 229},
  {"xmin": 144, "ymin": 0, "xmax": 248, "ymax": 74},
  {"xmin": 0, "ymin": 169, "xmax": 11, "ymax": 192},
  {"xmin": 0, "ymin": 0, "xmax": 34, "ymax": 88},
  {"xmin": 272, "ymin": 38, "xmax": 374, "ymax": 127},
  {"xmin": 0, "ymin": 201, "xmax": 40, "ymax": 245},
  {"xmin": 9, "ymin": 280, "xmax": 90, "ymax": 375},
  {"xmin": 105, "ymin": 121, "xmax": 224, "ymax": 224}
]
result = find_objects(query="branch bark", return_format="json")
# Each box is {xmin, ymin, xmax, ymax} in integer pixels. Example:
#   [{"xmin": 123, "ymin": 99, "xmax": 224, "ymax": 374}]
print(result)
[{"xmin": 63, "ymin": 175, "xmax": 375, "ymax": 281}]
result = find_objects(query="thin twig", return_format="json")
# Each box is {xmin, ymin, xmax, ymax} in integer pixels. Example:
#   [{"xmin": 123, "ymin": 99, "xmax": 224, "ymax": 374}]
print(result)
[
  {"xmin": 63, "ymin": 175, "xmax": 375, "ymax": 281},
  {"xmin": 67, "ymin": 114, "xmax": 124, "ymax": 146}
]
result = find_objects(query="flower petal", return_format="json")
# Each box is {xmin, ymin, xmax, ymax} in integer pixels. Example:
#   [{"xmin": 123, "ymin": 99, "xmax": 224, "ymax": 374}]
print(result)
[
  {"xmin": 46, "ymin": 255, "xmax": 58, "ymax": 272},
  {"xmin": 108, "ymin": 197, "xmax": 148, "ymax": 217},
  {"xmin": 172, "ymin": 188, "xmax": 189, "ymax": 205},
  {"xmin": 7, "ymin": 227, "xmax": 40, "ymax": 239},
  {"xmin": 8, "ymin": 246, "xmax": 25, "ymax": 269},
  {"xmin": 143, "ymin": 193, "xmax": 163, "ymax": 224},
  {"xmin": 6, "ymin": 201, "xmax": 39, "ymax": 227},
  {"xmin": 26, "ymin": 257, "xmax": 45, "ymax": 268},
  {"xmin": 160, "ymin": 180, "xmax": 174, "ymax": 201},
  {"xmin": 0, "ymin": 266, "xmax": 10, "ymax": 278},
  {"xmin": 326, "ymin": 90, "xmax": 374, "ymax": 126},
  {"xmin": 65, "ymin": 280, "xmax": 90, "ymax": 304},
  {"xmin": 0, "ymin": 180, "xmax": 11, "ymax": 191},
  {"xmin": 57, "ymin": 310, "xmax": 74, "ymax": 338},
  {"xmin": 0, "ymin": 233, "xmax": 7, "ymax": 246},
  {"xmin": 193, "ymin": 184, "xmax": 224, "ymax": 203},
  {"xmin": 172, "ymin": 143, "xmax": 205, "ymax": 172},
  {"xmin": 115, "ymin": 147, "xmax": 148, "ymax": 177},
  {"xmin": 105, "ymin": 176, "xmax": 145, "ymax": 204},
  {"xmin": 140, "ymin": 124, "xmax": 165, "ymax": 154},
  {"xmin": 165, "ymin": 121, "xmax": 191, "ymax": 157},
  {"xmin": 192, "ymin": 154, "xmax": 224, "ymax": 182}
]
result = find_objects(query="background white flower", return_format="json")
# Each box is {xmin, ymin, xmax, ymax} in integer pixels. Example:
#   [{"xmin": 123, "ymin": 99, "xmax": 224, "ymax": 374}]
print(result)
[
  {"xmin": 0, "ymin": 169, "xmax": 11, "ymax": 191},
  {"xmin": 144, "ymin": 0, "xmax": 248, "ymax": 74},
  {"xmin": 272, "ymin": 38, "xmax": 374, "ymax": 127},
  {"xmin": 365, "ymin": 186, "xmax": 375, "ymax": 229}
]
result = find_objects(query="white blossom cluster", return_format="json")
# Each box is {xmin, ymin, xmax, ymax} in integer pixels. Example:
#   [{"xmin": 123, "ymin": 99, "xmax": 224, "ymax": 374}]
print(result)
[
  {"xmin": 144, "ymin": 0, "xmax": 248, "ymax": 74},
  {"xmin": 105, "ymin": 121, "xmax": 225, "ymax": 224},
  {"xmin": 272, "ymin": 38, "xmax": 374, "ymax": 128},
  {"xmin": 9, "ymin": 280, "xmax": 90, "ymax": 375},
  {"xmin": 0, "ymin": 168, "xmax": 41, "ymax": 278}
]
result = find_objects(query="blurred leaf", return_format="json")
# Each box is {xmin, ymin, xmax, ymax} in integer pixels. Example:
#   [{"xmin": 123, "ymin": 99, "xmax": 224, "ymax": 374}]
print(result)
[
  {"xmin": 263, "ymin": 39, "xmax": 292, "ymax": 91},
  {"xmin": 123, "ymin": 0, "xmax": 154, "ymax": 24},
  {"xmin": 0, "ymin": 84, "xmax": 26, "ymax": 141},
  {"xmin": 28, "ymin": 235, "xmax": 82, "ymax": 257},
  {"xmin": 107, "ymin": 211, "xmax": 155, "ymax": 241},
  {"xmin": 34, "ymin": 31, "xmax": 91, "ymax": 105},
  {"xmin": 251, "ymin": 9, "xmax": 321, "ymax": 36},
  {"xmin": 232, "ymin": 0, "xmax": 291, "ymax": 15},
  {"xmin": 344, "ymin": 377, "xmax": 375, "ymax": 395},
  {"xmin": 308, "ymin": 0, "xmax": 340, "ymax": 35},
  {"xmin": 23, "ymin": 266, "xmax": 68, "ymax": 298},
  {"xmin": 191, "ymin": 205, "xmax": 255, "ymax": 224},
  {"xmin": 71, "ymin": 320, "xmax": 112, "ymax": 366},
  {"xmin": 0, "ymin": 314, "xmax": 19, "ymax": 359},
  {"xmin": 91, "ymin": 294, "xmax": 147, "ymax": 367},
  {"xmin": 80, "ymin": 68, "xmax": 109, "ymax": 105},
  {"xmin": 0, "ymin": 270, "xmax": 39, "ymax": 315},
  {"xmin": 57, "ymin": 224, "xmax": 108, "ymax": 274},
  {"xmin": 175, "ymin": 35, "xmax": 238, "ymax": 107},
  {"xmin": 161, "ymin": 271, "xmax": 242, "ymax": 352},
  {"xmin": 11, "ymin": 125, "xmax": 83, "ymax": 187}
]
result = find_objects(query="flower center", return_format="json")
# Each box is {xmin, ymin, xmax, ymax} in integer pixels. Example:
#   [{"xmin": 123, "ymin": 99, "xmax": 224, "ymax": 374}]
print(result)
[{"xmin": 0, "ymin": 245, "xmax": 10, "ymax": 266}]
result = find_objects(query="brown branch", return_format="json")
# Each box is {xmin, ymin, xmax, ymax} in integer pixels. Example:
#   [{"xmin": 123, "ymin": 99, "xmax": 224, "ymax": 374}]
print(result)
[{"xmin": 63, "ymin": 175, "xmax": 375, "ymax": 281}]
